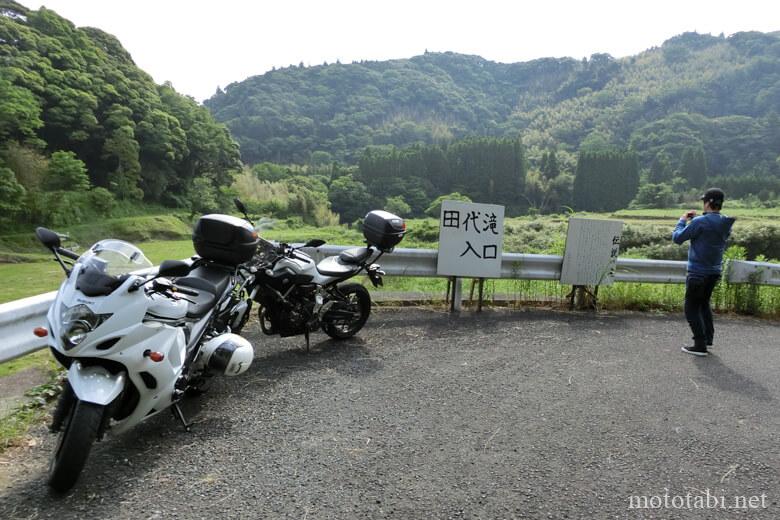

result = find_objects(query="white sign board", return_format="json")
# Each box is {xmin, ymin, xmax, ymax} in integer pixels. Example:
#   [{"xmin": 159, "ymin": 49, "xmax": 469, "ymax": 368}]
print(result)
[
  {"xmin": 436, "ymin": 200, "xmax": 505, "ymax": 278},
  {"xmin": 560, "ymin": 218, "xmax": 623, "ymax": 286}
]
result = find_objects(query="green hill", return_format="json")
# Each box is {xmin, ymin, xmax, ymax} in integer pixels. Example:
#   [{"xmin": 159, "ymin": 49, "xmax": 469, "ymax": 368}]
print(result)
[
  {"xmin": 0, "ymin": 1, "xmax": 240, "ymax": 228},
  {"xmin": 205, "ymin": 31, "xmax": 780, "ymax": 180}
]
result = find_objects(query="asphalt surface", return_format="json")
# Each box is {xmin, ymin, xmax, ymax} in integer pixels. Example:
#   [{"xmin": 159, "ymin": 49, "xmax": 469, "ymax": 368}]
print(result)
[{"xmin": 1, "ymin": 307, "xmax": 779, "ymax": 519}]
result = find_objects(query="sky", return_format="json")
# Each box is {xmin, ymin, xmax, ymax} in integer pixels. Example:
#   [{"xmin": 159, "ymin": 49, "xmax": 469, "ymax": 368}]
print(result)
[{"xmin": 19, "ymin": 0, "xmax": 780, "ymax": 102}]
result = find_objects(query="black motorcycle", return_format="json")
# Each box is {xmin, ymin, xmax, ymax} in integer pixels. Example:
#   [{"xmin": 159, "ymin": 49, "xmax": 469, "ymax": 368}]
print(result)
[{"xmin": 233, "ymin": 200, "xmax": 405, "ymax": 348}]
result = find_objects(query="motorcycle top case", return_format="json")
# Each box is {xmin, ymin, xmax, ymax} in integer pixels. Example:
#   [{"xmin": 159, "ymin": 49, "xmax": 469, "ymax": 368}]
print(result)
[
  {"xmin": 192, "ymin": 214, "xmax": 259, "ymax": 266},
  {"xmin": 363, "ymin": 210, "xmax": 406, "ymax": 251}
]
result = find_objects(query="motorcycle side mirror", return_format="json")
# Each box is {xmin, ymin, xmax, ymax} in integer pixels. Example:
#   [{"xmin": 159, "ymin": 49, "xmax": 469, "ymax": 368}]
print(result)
[
  {"xmin": 233, "ymin": 197, "xmax": 255, "ymax": 227},
  {"xmin": 36, "ymin": 227, "xmax": 61, "ymax": 250},
  {"xmin": 303, "ymin": 239, "xmax": 326, "ymax": 248},
  {"xmin": 158, "ymin": 260, "xmax": 191, "ymax": 278}
]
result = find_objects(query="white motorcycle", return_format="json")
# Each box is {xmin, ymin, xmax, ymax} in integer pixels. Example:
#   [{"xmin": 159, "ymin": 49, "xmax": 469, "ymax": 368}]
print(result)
[{"xmin": 35, "ymin": 213, "xmax": 258, "ymax": 492}]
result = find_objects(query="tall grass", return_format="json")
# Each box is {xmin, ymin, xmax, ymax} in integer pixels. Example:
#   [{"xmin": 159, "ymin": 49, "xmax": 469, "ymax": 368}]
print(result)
[{"xmin": 231, "ymin": 169, "xmax": 340, "ymax": 227}]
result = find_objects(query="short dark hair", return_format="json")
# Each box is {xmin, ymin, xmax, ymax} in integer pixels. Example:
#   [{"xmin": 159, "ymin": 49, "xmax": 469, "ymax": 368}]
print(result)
[{"xmin": 709, "ymin": 199, "xmax": 722, "ymax": 210}]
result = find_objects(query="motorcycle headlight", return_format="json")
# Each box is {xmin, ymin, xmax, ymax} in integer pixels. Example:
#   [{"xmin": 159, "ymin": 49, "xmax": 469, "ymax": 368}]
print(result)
[{"xmin": 60, "ymin": 304, "xmax": 112, "ymax": 350}]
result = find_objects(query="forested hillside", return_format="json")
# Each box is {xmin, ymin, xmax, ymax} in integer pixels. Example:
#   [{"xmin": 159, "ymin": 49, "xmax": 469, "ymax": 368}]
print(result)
[
  {"xmin": 206, "ymin": 31, "xmax": 780, "ymax": 184},
  {"xmin": 0, "ymin": 1, "xmax": 240, "ymax": 228},
  {"xmin": 2, "ymin": 0, "xmax": 778, "ymax": 229}
]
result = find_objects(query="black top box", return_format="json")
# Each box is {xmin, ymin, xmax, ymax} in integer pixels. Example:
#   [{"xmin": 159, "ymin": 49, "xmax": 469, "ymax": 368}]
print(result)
[
  {"xmin": 363, "ymin": 210, "xmax": 406, "ymax": 251},
  {"xmin": 192, "ymin": 214, "xmax": 259, "ymax": 266}
]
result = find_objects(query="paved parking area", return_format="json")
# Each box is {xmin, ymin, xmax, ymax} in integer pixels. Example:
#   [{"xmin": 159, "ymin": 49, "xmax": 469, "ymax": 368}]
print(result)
[{"xmin": 1, "ymin": 307, "xmax": 779, "ymax": 519}]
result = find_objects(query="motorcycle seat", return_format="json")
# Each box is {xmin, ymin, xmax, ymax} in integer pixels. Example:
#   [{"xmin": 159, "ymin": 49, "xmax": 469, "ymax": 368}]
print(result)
[
  {"xmin": 180, "ymin": 287, "xmax": 217, "ymax": 319},
  {"xmin": 176, "ymin": 265, "xmax": 232, "ymax": 297},
  {"xmin": 316, "ymin": 256, "xmax": 361, "ymax": 277},
  {"xmin": 175, "ymin": 265, "xmax": 233, "ymax": 319},
  {"xmin": 338, "ymin": 247, "xmax": 372, "ymax": 265}
]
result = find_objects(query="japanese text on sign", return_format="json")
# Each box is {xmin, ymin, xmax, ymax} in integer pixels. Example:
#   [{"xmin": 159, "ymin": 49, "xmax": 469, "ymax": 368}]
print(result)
[
  {"xmin": 437, "ymin": 201, "xmax": 505, "ymax": 278},
  {"xmin": 560, "ymin": 218, "xmax": 624, "ymax": 286}
]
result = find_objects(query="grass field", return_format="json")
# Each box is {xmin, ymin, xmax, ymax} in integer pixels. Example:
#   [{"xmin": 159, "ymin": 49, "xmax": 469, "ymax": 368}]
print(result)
[
  {"xmin": 610, "ymin": 206, "xmax": 780, "ymax": 221},
  {"xmin": 2, "ymin": 210, "xmax": 780, "ymax": 314}
]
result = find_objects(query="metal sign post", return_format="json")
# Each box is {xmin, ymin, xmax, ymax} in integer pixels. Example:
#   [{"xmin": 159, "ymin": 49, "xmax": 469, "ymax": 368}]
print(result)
[{"xmin": 446, "ymin": 277, "xmax": 463, "ymax": 312}]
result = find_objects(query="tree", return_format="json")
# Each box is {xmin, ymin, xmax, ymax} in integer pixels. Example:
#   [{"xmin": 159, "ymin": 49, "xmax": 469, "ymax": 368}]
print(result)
[
  {"xmin": 88, "ymin": 187, "xmax": 116, "ymax": 215},
  {"xmin": 0, "ymin": 167, "xmax": 26, "ymax": 217},
  {"xmin": 328, "ymin": 175, "xmax": 372, "ymax": 223},
  {"xmin": 0, "ymin": 78, "xmax": 43, "ymax": 144},
  {"xmin": 573, "ymin": 150, "xmax": 639, "ymax": 211},
  {"xmin": 523, "ymin": 169, "xmax": 574, "ymax": 213},
  {"xmin": 523, "ymin": 170, "xmax": 547, "ymax": 211},
  {"xmin": 101, "ymin": 104, "xmax": 143, "ymax": 199},
  {"xmin": 44, "ymin": 151, "xmax": 90, "ymax": 192},
  {"xmin": 541, "ymin": 149, "xmax": 561, "ymax": 179},
  {"xmin": 0, "ymin": 5, "xmax": 240, "ymax": 210},
  {"xmin": 1, "ymin": 143, "xmax": 48, "ymax": 191},
  {"xmin": 309, "ymin": 151, "xmax": 332, "ymax": 167},
  {"xmin": 384, "ymin": 195, "xmax": 411, "ymax": 216},
  {"xmin": 187, "ymin": 175, "xmax": 220, "ymax": 217},
  {"xmin": 632, "ymin": 182, "xmax": 678, "ymax": 208},
  {"xmin": 548, "ymin": 172, "xmax": 574, "ymax": 211},
  {"xmin": 578, "ymin": 131, "xmax": 617, "ymax": 154},
  {"xmin": 424, "ymin": 192, "xmax": 472, "ymax": 217},
  {"xmin": 679, "ymin": 146, "xmax": 707, "ymax": 188},
  {"xmin": 648, "ymin": 152, "xmax": 672, "ymax": 183},
  {"xmin": 358, "ymin": 138, "xmax": 525, "ymax": 216}
]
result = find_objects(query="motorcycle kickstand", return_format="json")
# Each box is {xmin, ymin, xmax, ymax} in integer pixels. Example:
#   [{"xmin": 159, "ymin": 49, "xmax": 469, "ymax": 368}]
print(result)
[
  {"xmin": 304, "ymin": 330, "xmax": 310, "ymax": 353},
  {"xmin": 172, "ymin": 403, "xmax": 192, "ymax": 432}
]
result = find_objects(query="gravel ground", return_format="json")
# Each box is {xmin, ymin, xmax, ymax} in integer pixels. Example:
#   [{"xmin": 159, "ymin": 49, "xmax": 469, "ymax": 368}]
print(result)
[
  {"xmin": 0, "ymin": 367, "xmax": 47, "ymax": 419},
  {"xmin": 1, "ymin": 307, "xmax": 779, "ymax": 519}
]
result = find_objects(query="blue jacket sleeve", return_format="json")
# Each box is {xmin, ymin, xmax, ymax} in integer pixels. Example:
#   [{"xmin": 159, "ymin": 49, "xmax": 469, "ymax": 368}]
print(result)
[{"xmin": 672, "ymin": 218, "xmax": 700, "ymax": 244}]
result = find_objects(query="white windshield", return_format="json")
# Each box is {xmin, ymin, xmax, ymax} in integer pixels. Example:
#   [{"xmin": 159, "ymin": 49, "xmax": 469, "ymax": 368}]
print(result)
[{"xmin": 80, "ymin": 239, "xmax": 153, "ymax": 276}]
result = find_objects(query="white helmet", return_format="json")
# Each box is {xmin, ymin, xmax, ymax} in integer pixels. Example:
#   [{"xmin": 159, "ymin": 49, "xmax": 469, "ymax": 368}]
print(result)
[{"xmin": 200, "ymin": 333, "xmax": 253, "ymax": 376}]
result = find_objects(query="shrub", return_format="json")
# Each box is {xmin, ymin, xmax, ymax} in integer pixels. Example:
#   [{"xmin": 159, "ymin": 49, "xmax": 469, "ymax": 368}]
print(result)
[
  {"xmin": 88, "ymin": 187, "xmax": 116, "ymax": 215},
  {"xmin": 424, "ymin": 192, "xmax": 472, "ymax": 218}
]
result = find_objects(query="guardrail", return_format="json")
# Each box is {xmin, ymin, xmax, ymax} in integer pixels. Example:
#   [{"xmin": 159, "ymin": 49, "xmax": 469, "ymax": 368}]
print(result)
[
  {"xmin": 309, "ymin": 245, "xmax": 695, "ymax": 283},
  {"xmin": 0, "ymin": 291, "xmax": 57, "ymax": 363},
  {"xmin": 1, "ymin": 247, "xmax": 778, "ymax": 363}
]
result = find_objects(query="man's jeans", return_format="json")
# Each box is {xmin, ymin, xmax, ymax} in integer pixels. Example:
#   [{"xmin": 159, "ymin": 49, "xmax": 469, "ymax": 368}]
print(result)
[{"xmin": 684, "ymin": 273, "xmax": 721, "ymax": 347}]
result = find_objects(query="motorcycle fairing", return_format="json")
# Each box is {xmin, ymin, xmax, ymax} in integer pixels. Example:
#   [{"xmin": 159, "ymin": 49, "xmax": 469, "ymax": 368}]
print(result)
[{"xmin": 46, "ymin": 262, "xmax": 190, "ymax": 435}]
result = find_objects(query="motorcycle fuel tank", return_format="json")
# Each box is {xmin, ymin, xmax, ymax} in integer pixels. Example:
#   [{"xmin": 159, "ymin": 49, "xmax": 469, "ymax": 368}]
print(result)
[
  {"xmin": 271, "ymin": 257, "xmax": 316, "ymax": 286},
  {"xmin": 146, "ymin": 292, "xmax": 188, "ymax": 321}
]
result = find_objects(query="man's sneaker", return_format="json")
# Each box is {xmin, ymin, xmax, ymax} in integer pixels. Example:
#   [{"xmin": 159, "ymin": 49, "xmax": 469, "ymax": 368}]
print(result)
[{"xmin": 682, "ymin": 345, "xmax": 708, "ymax": 357}]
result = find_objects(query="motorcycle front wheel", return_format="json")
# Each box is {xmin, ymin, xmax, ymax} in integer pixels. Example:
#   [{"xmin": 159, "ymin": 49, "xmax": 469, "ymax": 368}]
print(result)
[
  {"xmin": 323, "ymin": 283, "xmax": 371, "ymax": 339},
  {"xmin": 48, "ymin": 398, "xmax": 104, "ymax": 492},
  {"xmin": 50, "ymin": 381, "xmax": 75, "ymax": 433}
]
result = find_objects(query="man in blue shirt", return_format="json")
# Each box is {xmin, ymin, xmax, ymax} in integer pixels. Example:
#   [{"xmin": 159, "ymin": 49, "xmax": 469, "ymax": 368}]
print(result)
[{"xmin": 672, "ymin": 188, "xmax": 735, "ymax": 357}]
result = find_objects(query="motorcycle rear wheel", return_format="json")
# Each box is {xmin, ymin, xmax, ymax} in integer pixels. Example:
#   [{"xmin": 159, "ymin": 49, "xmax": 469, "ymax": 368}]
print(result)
[
  {"xmin": 48, "ymin": 399, "xmax": 104, "ymax": 492},
  {"xmin": 323, "ymin": 283, "xmax": 371, "ymax": 339}
]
